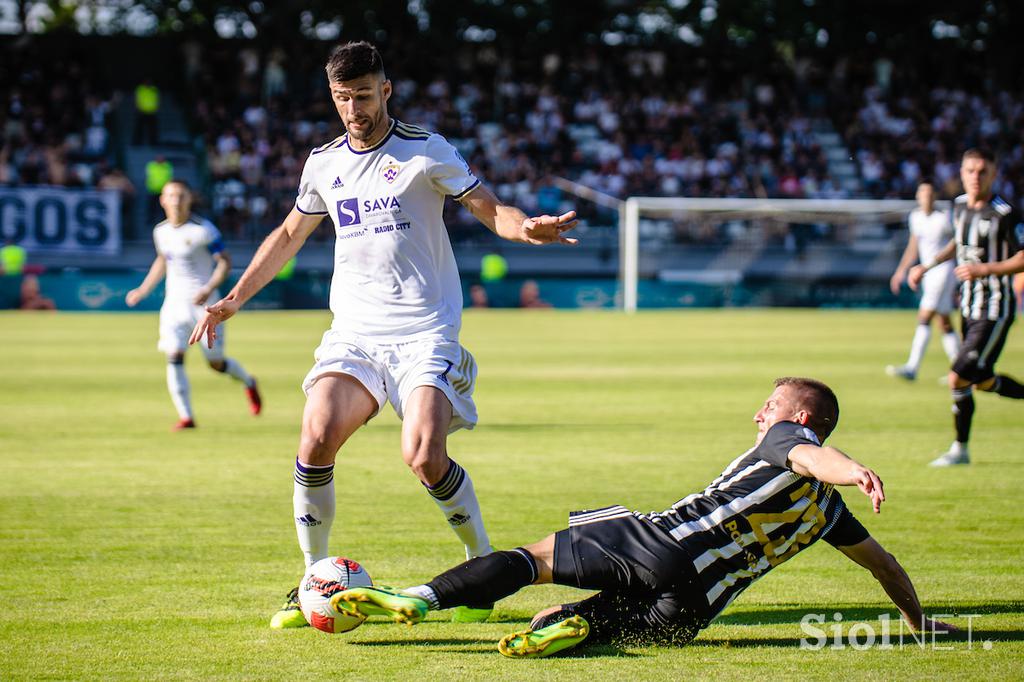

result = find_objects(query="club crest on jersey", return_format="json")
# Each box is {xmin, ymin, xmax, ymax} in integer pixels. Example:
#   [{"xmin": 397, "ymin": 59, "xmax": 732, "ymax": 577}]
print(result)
[
  {"xmin": 978, "ymin": 219, "xmax": 992, "ymax": 237},
  {"xmin": 381, "ymin": 161, "xmax": 401, "ymax": 184}
]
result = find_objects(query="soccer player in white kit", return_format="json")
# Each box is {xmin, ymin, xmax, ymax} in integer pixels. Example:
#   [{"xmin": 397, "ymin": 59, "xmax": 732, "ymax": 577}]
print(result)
[
  {"xmin": 886, "ymin": 182, "xmax": 960, "ymax": 380},
  {"xmin": 126, "ymin": 180, "xmax": 262, "ymax": 430},
  {"xmin": 189, "ymin": 41, "xmax": 579, "ymax": 628}
]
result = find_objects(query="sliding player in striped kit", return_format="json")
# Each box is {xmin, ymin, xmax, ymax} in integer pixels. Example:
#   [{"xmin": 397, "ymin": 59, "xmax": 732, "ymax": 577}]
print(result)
[
  {"xmin": 189, "ymin": 41, "xmax": 578, "ymax": 628},
  {"xmin": 126, "ymin": 180, "xmax": 261, "ymax": 430},
  {"xmin": 336, "ymin": 378, "xmax": 954, "ymax": 658}
]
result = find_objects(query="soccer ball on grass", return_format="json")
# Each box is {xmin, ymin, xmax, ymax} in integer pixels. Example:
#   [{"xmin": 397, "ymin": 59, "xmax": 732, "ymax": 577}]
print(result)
[{"xmin": 298, "ymin": 556, "xmax": 373, "ymax": 633}]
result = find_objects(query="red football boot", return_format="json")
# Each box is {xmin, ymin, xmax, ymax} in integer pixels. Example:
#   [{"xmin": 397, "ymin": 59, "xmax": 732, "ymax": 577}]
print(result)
[
  {"xmin": 246, "ymin": 380, "xmax": 262, "ymax": 415},
  {"xmin": 172, "ymin": 418, "xmax": 196, "ymax": 431}
]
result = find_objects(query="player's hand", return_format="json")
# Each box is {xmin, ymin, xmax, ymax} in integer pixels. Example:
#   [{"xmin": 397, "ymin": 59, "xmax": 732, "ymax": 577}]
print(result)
[
  {"xmin": 907, "ymin": 265, "xmax": 925, "ymax": 291},
  {"xmin": 125, "ymin": 288, "xmax": 144, "ymax": 307},
  {"xmin": 853, "ymin": 466, "xmax": 885, "ymax": 513},
  {"xmin": 955, "ymin": 262, "xmax": 988, "ymax": 281},
  {"xmin": 521, "ymin": 211, "xmax": 579, "ymax": 246},
  {"xmin": 189, "ymin": 297, "xmax": 240, "ymax": 348},
  {"xmin": 193, "ymin": 286, "xmax": 212, "ymax": 306},
  {"xmin": 889, "ymin": 271, "xmax": 905, "ymax": 295}
]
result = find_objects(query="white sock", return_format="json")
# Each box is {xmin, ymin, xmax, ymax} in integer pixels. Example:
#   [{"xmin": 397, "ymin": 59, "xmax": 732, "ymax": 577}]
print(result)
[
  {"xmin": 221, "ymin": 357, "xmax": 254, "ymax": 387},
  {"xmin": 941, "ymin": 332, "xmax": 961, "ymax": 361},
  {"xmin": 404, "ymin": 584, "xmax": 440, "ymax": 610},
  {"xmin": 949, "ymin": 441, "xmax": 968, "ymax": 455},
  {"xmin": 906, "ymin": 324, "xmax": 931, "ymax": 372},
  {"xmin": 293, "ymin": 458, "xmax": 335, "ymax": 568},
  {"xmin": 166, "ymin": 361, "xmax": 192, "ymax": 419},
  {"xmin": 425, "ymin": 459, "xmax": 491, "ymax": 560}
]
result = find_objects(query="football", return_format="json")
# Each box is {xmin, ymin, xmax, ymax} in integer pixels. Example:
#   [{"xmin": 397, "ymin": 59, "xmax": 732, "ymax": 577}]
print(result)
[{"xmin": 298, "ymin": 557, "xmax": 374, "ymax": 633}]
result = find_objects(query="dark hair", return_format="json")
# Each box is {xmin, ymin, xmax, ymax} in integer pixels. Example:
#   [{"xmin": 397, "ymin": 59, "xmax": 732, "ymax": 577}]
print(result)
[
  {"xmin": 774, "ymin": 377, "xmax": 840, "ymax": 441},
  {"xmin": 164, "ymin": 179, "xmax": 191, "ymax": 193},
  {"xmin": 325, "ymin": 41, "xmax": 385, "ymax": 82},
  {"xmin": 962, "ymin": 148, "xmax": 996, "ymax": 164}
]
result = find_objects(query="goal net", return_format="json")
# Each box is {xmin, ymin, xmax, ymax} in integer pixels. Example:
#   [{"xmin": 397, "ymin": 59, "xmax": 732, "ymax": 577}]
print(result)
[{"xmin": 550, "ymin": 179, "xmax": 916, "ymax": 312}]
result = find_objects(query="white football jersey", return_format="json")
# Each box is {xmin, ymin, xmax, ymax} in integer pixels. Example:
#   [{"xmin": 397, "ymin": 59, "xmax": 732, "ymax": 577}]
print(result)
[
  {"xmin": 295, "ymin": 119, "xmax": 480, "ymax": 339},
  {"xmin": 153, "ymin": 216, "xmax": 225, "ymax": 303},
  {"xmin": 909, "ymin": 207, "xmax": 953, "ymax": 268}
]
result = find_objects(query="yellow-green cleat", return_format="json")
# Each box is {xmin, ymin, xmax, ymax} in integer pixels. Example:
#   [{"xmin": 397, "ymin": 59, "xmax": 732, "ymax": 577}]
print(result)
[
  {"xmin": 452, "ymin": 604, "xmax": 494, "ymax": 623},
  {"xmin": 498, "ymin": 615, "xmax": 590, "ymax": 658},
  {"xmin": 331, "ymin": 586, "xmax": 428, "ymax": 625},
  {"xmin": 269, "ymin": 587, "xmax": 309, "ymax": 629}
]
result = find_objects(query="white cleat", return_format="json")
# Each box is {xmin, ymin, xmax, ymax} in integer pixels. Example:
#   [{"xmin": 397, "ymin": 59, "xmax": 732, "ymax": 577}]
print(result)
[
  {"xmin": 929, "ymin": 450, "xmax": 970, "ymax": 467},
  {"xmin": 885, "ymin": 365, "xmax": 916, "ymax": 381}
]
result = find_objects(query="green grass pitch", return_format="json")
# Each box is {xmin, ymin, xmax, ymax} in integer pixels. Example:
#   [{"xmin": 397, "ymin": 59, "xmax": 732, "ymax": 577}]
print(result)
[{"xmin": 1, "ymin": 309, "xmax": 1022, "ymax": 680}]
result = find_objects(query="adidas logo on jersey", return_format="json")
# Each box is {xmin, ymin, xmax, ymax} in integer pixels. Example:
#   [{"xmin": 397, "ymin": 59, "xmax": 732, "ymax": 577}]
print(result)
[
  {"xmin": 296, "ymin": 513, "xmax": 322, "ymax": 527},
  {"xmin": 331, "ymin": 176, "xmax": 344, "ymax": 189}
]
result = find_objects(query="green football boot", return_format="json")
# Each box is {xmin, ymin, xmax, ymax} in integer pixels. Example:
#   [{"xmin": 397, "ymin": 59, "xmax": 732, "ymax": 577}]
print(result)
[
  {"xmin": 269, "ymin": 587, "xmax": 309, "ymax": 629},
  {"xmin": 331, "ymin": 586, "xmax": 429, "ymax": 625},
  {"xmin": 452, "ymin": 604, "xmax": 494, "ymax": 623},
  {"xmin": 497, "ymin": 615, "xmax": 590, "ymax": 659}
]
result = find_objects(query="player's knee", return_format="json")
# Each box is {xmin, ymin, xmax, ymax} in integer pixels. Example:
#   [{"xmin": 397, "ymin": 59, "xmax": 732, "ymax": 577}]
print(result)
[
  {"xmin": 401, "ymin": 433, "xmax": 447, "ymax": 483},
  {"xmin": 297, "ymin": 429, "xmax": 342, "ymax": 466},
  {"xmin": 208, "ymin": 359, "xmax": 226, "ymax": 372}
]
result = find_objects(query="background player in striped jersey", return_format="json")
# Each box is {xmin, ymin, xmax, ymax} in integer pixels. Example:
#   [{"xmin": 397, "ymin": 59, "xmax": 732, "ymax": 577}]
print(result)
[
  {"xmin": 189, "ymin": 41, "xmax": 578, "ymax": 628},
  {"xmin": 886, "ymin": 182, "xmax": 960, "ymax": 381},
  {"xmin": 126, "ymin": 180, "xmax": 261, "ymax": 430},
  {"xmin": 336, "ymin": 377, "xmax": 955, "ymax": 657},
  {"xmin": 909, "ymin": 149, "xmax": 1024, "ymax": 466}
]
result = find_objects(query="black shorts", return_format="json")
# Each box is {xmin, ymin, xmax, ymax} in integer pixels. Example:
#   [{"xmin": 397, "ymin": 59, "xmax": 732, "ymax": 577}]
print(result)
[
  {"xmin": 953, "ymin": 317, "xmax": 1014, "ymax": 383},
  {"xmin": 550, "ymin": 505, "xmax": 709, "ymax": 646}
]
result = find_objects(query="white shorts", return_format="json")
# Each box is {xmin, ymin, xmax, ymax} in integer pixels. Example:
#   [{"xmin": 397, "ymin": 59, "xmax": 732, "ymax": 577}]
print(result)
[
  {"xmin": 302, "ymin": 329, "xmax": 478, "ymax": 433},
  {"xmin": 158, "ymin": 300, "xmax": 225, "ymax": 360},
  {"xmin": 919, "ymin": 265, "xmax": 957, "ymax": 315}
]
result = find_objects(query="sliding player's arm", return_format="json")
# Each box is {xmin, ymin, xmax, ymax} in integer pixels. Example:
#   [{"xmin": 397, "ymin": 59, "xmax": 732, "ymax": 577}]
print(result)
[
  {"xmin": 125, "ymin": 253, "xmax": 166, "ymax": 307},
  {"xmin": 459, "ymin": 184, "xmax": 578, "ymax": 246},
  {"xmin": 189, "ymin": 208, "xmax": 323, "ymax": 347},
  {"xmin": 786, "ymin": 444, "xmax": 885, "ymax": 513},
  {"xmin": 908, "ymin": 239, "xmax": 956, "ymax": 290},
  {"xmin": 890, "ymin": 234, "xmax": 919, "ymax": 294},
  {"xmin": 836, "ymin": 536, "xmax": 957, "ymax": 634}
]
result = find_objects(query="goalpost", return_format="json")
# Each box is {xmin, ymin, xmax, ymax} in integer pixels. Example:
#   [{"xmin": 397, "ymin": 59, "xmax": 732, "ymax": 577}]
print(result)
[{"xmin": 619, "ymin": 197, "xmax": 917, "ymax": 312}]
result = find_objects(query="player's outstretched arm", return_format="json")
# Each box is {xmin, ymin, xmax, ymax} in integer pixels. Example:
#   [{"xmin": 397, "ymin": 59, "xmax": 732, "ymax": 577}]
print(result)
[
  {"xmin": 908, "ymin": 239, "xmax": 956, "ymax": 290},
  {"xmin": 786, "ymin": 444, "xmax": 885, "ymax": 513},
  {"xmin": 194, "ymin": 251, "xmax": 232, "ymax": 305},
  {"xmin": 458, "ymin": 184, "xmax": 578, "ymax": 245},
  {"xmin": 189, "ymin": 208, "xmax": 322, "ymax": 347},
  {"xmin": 837, "ymin": 536, "xmax": 957, "ymax": 634},
  {"xmin": 125, "ymin": 254, "xmax": 166, "ymax": 307},
  {"xmin": 890, "ymin": 234, "xmax": 919, "ymax": 295}
]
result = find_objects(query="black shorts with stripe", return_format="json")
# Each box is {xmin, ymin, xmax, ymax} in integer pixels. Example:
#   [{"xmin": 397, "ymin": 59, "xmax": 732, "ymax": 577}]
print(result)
[
  {"xmin": 954, "ymin": 317, "xmax": 1014, "ymax": 383},
  {"xmin": 550, "ymin": 505, "xmax": 710, "ymax": 646}
]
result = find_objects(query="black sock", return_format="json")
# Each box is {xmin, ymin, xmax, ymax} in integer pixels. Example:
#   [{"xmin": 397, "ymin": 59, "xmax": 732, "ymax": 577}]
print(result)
[
  {"xmin": 952, "ymin": 386, "xmax": 975, "ymax": 443},
  {"xmin": 426, "ymin": 548, "xmax": 538, "ymax": 610},
  {"xmin": 993, "ymin": 375, "xmax": 1024, "ymax": 399}
]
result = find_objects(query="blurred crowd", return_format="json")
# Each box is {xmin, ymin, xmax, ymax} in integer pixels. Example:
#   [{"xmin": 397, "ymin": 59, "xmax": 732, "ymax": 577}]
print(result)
[{"xmin": 2, "ymin": 41, "xmax": 1022, "ymax": 245}]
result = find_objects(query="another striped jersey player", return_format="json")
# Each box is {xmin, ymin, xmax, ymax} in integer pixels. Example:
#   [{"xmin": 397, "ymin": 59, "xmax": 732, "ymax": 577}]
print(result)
[{"xmin": 951, "ymin": 193, "xmax": 1023, "ymax": 321}]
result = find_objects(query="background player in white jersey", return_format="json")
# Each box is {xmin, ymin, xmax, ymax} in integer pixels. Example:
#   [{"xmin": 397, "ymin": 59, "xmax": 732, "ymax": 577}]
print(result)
[
  {"xmin": 886, "ymin": 182, "xmax": 960, "ymax": 381},
  {"xmin": 126, "ymin": 180, "xmax": 262, "ymax": 430},
  {"xmin": 189, "ymin": 41, "xmax": 578, "ymax": 628}
]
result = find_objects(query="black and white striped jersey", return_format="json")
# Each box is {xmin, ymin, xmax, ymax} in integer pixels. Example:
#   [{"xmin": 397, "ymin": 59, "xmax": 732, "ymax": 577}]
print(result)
[
  {"xmin": 953, "ymin": 194, "xmax": 1024, "ymax": 321},
  {"xmin": 639, "ymin": 421, "xmax": 868, "ymax": 620}
]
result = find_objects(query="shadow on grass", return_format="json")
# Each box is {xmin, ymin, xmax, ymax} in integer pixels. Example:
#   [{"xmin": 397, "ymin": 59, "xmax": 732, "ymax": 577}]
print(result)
[
  {"xmin": 716, "ymin": 601, "xmax": 1024, "ymax": 626},
  {"xmin": 353, "ymin": 637, "xmax": 640, "ymax": 658}
]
